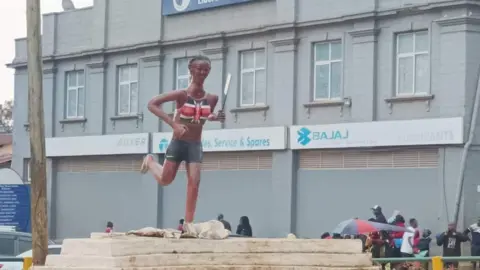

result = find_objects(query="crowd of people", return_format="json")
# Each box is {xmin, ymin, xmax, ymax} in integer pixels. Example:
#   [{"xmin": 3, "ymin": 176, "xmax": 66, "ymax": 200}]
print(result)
[
  {"xmin": 321, "ymin": 205, "xmax": 480, "ymax": 270},
  {"xmin": 104, "ymin": 203, "xmax": 480, "ymax": 269}
]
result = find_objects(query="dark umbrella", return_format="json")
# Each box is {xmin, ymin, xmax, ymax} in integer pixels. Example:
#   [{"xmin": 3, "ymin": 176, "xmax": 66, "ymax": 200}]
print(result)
[{"xmin": 332, "ymin": 218, "xmax": 408, "ymax": 235}]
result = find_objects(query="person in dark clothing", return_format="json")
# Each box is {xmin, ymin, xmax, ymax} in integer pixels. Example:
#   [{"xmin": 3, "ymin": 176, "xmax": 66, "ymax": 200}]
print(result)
[
  {"xmin": 217, "ymin": 214, "xmax": 231, "ymax": 231},
  {"xmin": 437, "ymin": 223, "xmax": 469, "ymax": 269},
  {"xmin": 417, "ymin": 229, "xmax": 432, "ymax": 255},
  {"xmin": 236, "ymin": 216, "xmax": 253, "ymax": 237},
  {"xmin": 369, "ymin": 231, "xmax": 384, "ymax": 258},
  {"xmin": 417, "ymin": 229, "xmax": 432, "ymax": 270},
  {"xmin": 177, "ymin": 219, "xmax": 184, "ymax": 232},
  {"xmin": 464, "ymin": 218, "xmax": 480, "ymax": 270},
  {"xmin": 105, "ymin": 221, "xmax": 114, "ymax": 233},
  {"xmin": 332, "ymin": 233, "xmax": 342, "ymax": 239},
  {"xmin": 371, "ymin": 205, "xmax": 387, "ymax": 224},
  {"xmin": 320, "ymin": 232, "xmax": 331, "ymax": 239},
  {"xmin": 368, "ymin": 231, "xmax": 392, "ymax": 270},
  {"xmin": 391, "ymin": 215, "xmax": 406, "ymax": 258}
]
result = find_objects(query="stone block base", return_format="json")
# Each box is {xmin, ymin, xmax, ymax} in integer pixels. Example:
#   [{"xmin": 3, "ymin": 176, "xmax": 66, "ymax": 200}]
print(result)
[{"xmin": 33, "ymin": 234, "xmax": 380, "ymax": 270}]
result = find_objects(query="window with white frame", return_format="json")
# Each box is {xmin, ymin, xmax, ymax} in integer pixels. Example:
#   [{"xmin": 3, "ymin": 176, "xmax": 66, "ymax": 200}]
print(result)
[
  {"xmin": 66, "ymin": 70, "xmax": 85, "ymax": 118},
  {"xmin": 240, "ymin": 50, "xmax": 266, "ymax": 106},
  {"xmin": 396, "ymin": 31, "xmax": 429, "ymax": 95},
  {"xmin": 172, "ymin": 58, "xmax": 191, "ymax": 112},
  {"xmin": 117, "ymin": 64, "xmax": 139, "ymax": 115},
  {"xmin": 175, "ymin": 58, "xmax": 191, "ymax": 90},
  {"xmin": 313, "ymin": 41, "xmax": 342, "ymax": 100}
]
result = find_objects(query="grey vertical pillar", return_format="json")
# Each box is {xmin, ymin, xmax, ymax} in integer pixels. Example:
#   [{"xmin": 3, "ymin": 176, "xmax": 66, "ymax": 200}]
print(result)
[
  {"xmin": 201, "ymin": 41, "xmax": 227, "ymax": 130},
  {"xmin": 141, "ymin": 51, "xmax": 164, "ymax": 133},
  {"xmin": 86, "ymin": 59, "xmax": 108, "ymax": 135},
  {"xmin": 11, "ymin": 69, "xmax": 29, "ymax": 176},
  {"xmin": 348, "ymin": 21, "xmax": 379, "ymax": 121},
  {"xmin": 42, "ymin": 64, "xmax": 56, "ymax": 138},
  {"xmin": 275, "ymin": 0, "xmax": 296, "ymax": 23},
  {"xmin": 87, "ymin": 0, "xmax": 108, "ymax": 135},
  {"xmin": 269, "ymin": 32, "xmax": 298, "ymax": 237},
  {"xmin": 42, "ymin": 64, "xmax": 56, "ymax": 236},
  {"xmin": 46, "ymin": 158, "xmax": 55, "ymax": 238},
  {"xmin": 91, "ymin": 0, "xmax": 109, "ymax": 50},
  {"xmin": 42, "ymin": 13, "xmax": 56, "ymax": 58},
  {"xmin": 42, "ymin": 8, "xmax": 57, "ymax": 137},
  {"xmin": 435, "ymin": 10, "xmax": 480, "ymax": 231},
  {"xmin": 137, "ymin": 52, "xmax": 166, "ymax": 228}
]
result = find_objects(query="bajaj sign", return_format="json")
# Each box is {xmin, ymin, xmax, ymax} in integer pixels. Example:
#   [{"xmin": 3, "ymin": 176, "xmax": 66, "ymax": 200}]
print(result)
[
  {"xmin": 290, "ymin": 118, "xmax": 464, "ymax": 149},
  {"xmin": 162, "ymin": 0, "xmax": 253, "ymax": 15},
  {"xmin": 296, "ymin": 127, "xmax": 349, "ymax": 146}
]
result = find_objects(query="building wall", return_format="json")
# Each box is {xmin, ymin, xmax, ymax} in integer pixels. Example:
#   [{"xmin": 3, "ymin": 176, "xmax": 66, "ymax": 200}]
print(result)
[
  {"xmin": 296, "ymin": 148, "xmax": 439, "ymax": 236},
  {"xmin": 52, "ymin": 155, "xmax": 158, "ymax": 239},
  {"xmin": 11, "ymin": 1, "xmax": 478, "ymax": 137},
  {"xmin": 160, "ymin": 152, "xmax": 274, "ymax": 237},
  {"xmin": 8, "ymin": 0, "xmax": 480, "ymax": 239}
]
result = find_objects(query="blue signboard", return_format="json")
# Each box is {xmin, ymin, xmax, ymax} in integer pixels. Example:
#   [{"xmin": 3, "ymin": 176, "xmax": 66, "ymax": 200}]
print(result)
[
  {"xmin": 0, "ymin": 185, "xmax": 31, "ymax": 232},
  {"xmin": 162, "ymin": 0, "xmax": 253, "ymax": 15}
]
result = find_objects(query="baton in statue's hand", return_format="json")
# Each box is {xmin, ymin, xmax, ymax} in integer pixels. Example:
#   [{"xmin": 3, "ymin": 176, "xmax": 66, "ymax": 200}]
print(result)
[{"xmin": 221, "ymin": 73, "xmax": 232, "ymax": 111}]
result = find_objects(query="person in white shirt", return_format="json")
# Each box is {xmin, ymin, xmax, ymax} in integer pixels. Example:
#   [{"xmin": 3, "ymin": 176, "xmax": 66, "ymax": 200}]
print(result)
[{"xmin": 400, "ymin": 218, "xmax": 418, "ymax": 257}]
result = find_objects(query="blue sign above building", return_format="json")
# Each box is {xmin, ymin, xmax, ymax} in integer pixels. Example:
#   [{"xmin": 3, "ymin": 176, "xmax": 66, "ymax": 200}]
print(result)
[
  {"xmin": 0, "ymin": 184, "xmax": 31, "ymax": 232},
  {"xmin": 162, "ymin": 0, "xmax": 253, "ymax": 16}
]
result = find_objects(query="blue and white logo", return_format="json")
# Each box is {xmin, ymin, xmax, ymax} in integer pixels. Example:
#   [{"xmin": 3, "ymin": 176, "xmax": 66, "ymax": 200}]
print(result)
[
  {"xmin": 297, "ymin": 127, "xmax": 312, "ymax": 146},
  {"xmin": 297, "ymin": 127, "xmax": 349, "ymax": 146},
  {"xmin": 173, "ymin": 0, "xmax": 190, "ymax": 12},
  {"xmin": 159, "ymin": 139, "xmax": 169, "ymax": 152}
]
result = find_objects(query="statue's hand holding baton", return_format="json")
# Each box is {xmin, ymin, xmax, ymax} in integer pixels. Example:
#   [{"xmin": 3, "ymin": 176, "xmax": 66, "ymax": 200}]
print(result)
[{"xmin": 209, "ymin": 73, "xmax": 231, "ymax": 122}]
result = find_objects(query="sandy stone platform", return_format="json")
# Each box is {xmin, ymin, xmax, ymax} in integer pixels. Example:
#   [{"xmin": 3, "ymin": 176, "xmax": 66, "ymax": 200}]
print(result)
[{"xmin": 33, "ymin": 233, "xmax": 380, "ymax": 270}]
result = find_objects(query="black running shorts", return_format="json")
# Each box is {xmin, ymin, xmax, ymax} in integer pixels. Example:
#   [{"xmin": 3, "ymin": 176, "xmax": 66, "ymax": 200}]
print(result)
[{"xmin": 165, "ymin": 139, "xmax": 203, "ymax": 164}]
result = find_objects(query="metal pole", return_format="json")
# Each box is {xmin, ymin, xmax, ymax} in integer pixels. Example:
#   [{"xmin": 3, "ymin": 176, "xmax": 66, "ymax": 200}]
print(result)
[
  {"xmin": 452, "ymin": 62, "xmax": 480, "ymax": 226},
  {"xmin": 26, "ymin": 0, "xmax": 49, "ymax": 265}
]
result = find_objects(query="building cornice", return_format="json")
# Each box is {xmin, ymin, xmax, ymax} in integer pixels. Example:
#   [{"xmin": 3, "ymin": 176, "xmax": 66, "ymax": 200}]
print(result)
[
  {"xmin": 348, "ymin": 28, "xmax": 380, "ymax": 38},
  {"xmin": 270, "ymin": 38, "xmax": 299, "ymax": 47},
  {"xmin": 435, "ymin": 16, "xmax": 480, "ymax": 27},
  {"xmin": 42, "ymin": 67, "xmax": 57, "ymax": 74},
  {"xmin": 86, "ymin": 61, "xmax": 108, "ymax": 69},
  {"xmin": 140, "ymin": 54, "xmax": 164, "ymax": 63},
  {"xmin": 201, "ymin": 47, "xmax": 227, "ymax": 56}
]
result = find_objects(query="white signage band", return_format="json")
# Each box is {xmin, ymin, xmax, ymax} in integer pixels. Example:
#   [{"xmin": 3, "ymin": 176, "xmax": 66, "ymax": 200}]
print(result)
[
  {"xmin": 289, "ymin": 117, "xmax": 464, "ymax": 150},
  {"xmin": 152, "ymin": 126, "xmax": 287, "ymax": 153}
]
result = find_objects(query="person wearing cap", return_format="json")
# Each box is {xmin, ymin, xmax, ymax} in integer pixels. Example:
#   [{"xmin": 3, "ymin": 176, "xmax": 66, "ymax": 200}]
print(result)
[
  {"xmin": 217, "ymin": 214, "xmax": 231, "ymax": 231},
  {"xmin": 371, "ymin": 205, "xmax": 387, "ymax": 224}
]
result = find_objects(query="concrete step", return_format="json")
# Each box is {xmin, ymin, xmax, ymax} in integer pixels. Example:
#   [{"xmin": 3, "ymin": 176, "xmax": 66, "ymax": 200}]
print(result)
[
  {"xmin": 37, "ymin": 234, "xmax": 376, "ymax": 270},
  {"xmin": 61, "ymin": 236, "xmax": 363, "ymax": 257},
  {"xmin": 34, "ymin": 266, "xmax": 381, "ymax": 270},
  {"xmin": 45, "ymin": 253, "xmax": 373, "ymax": 268}
]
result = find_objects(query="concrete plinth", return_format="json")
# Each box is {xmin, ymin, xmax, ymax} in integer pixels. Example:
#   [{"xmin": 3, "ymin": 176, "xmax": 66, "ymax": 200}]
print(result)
[{"xmin": 33, "ymin": 234, "xmax": 380, "ymax": 270}]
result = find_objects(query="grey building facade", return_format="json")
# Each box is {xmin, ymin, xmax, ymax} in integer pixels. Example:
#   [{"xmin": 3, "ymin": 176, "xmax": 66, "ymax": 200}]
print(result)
[{"xmin": 7, "ymin": 0, "xmax": 480, "ymax": 240}]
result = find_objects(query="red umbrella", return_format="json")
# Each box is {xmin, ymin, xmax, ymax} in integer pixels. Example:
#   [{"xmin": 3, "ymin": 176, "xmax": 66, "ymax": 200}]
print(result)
[{"xmin": 332, "ymin": 218, "xmax": 407, "ymax": 235}]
